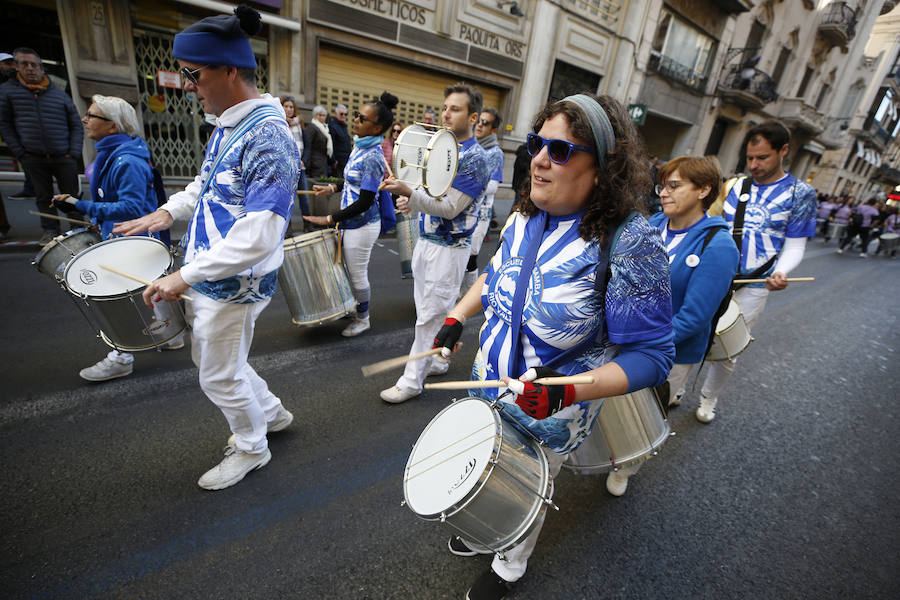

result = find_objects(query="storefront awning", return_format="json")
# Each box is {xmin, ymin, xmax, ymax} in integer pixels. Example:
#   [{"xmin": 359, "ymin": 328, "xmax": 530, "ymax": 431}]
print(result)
[{"xmin": 173, "ymin": 0, "xmax": 301, "ymax": 32}]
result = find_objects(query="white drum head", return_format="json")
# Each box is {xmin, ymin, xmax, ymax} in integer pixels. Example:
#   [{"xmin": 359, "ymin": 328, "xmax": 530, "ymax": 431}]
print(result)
[
  {"xmin": 423, "ymin": 129, "xmax": 459, "ymax": 197},
  {"xmin": 715, "ymin": 299, "xmax": 741, "ymax": 334},
  {"xmin": 65, "ymin": 237, "xmax": 172, "ymax": 297},
  {"xmin": 881, "ymin": 233, "xmax": 899, "ymax": 241},
  {"xmin": 393, "ymin": 125, "xmax": 431, "ymax": 188},
  {"xmin": 405, "ymin": 398, "xmax": 497, "ymax": 517}
]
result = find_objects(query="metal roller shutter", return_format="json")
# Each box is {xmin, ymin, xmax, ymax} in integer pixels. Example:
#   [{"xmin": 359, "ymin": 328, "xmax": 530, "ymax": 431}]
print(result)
[{"xmin": 317, "ymin": 45, "xmax": 504, "ymax": 127}]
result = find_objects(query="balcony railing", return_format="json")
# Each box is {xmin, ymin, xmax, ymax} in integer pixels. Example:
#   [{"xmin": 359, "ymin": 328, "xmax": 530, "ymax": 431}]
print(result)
[
  {"xmin": 718, "ymin": 64, "xmax": 778, "ymax": 108},
  {"xmin": 648, "ymin": 52, "xmax": 709, "ymax": 93},
  {"xmin": 876, "ymin": 164, "xmax": 900, "ymax": 185},
  {"xmin": 819, "ymin": 2, "xmax": 857, "ymax": 46}
]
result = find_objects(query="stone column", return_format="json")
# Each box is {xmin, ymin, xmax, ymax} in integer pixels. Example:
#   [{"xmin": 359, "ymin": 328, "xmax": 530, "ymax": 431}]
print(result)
[
  {"xmin": 511, "ymin": 0, "xmax": 561, "ymax": 139},
  {"xmin": 270, "ymin": 0, "xmax": 304, "ymax": 100},
  {"xmin": 56, "ymin": 0, "xmax": 141, "ymax": 162}
]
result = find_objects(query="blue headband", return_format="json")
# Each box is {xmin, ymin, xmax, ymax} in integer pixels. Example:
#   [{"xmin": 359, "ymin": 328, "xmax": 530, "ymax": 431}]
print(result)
[{"xmin": 562, "ymin": 94, "xmax": 616, "ymax": 166}]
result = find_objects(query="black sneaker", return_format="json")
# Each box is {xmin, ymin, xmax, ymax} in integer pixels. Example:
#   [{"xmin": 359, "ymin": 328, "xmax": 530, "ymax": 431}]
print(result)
[
  {"xmin": 8, "ymin": 189, "xmax": 34, "ymax": 200},
  {"xmin": 465, "ymin": 569, "xmax": 512, "ymax": 600},
  {"xmin": 448, "ymin": 536, "xmax": 479, "ymax": 557}
]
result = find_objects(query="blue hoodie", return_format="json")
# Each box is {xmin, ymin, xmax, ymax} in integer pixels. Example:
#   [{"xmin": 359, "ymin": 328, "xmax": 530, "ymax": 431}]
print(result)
[
  {"xmin": 649, "ymin": 212, "xmax": 739, "ymax": 364},
  {"xmin": 75, "ymin": 135, "xmax": 157, "ymax": 239}
]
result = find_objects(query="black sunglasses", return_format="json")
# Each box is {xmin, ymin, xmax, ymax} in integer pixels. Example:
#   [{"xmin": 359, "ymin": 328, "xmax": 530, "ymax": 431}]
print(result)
[
  {"xmin": 180, "ymin": 65, "xmax": 209, "ymax": 86},
  {"xmin": 526, "ymin": 133, "xmax": 596, "ymax": 165},
  {"xmin": 83, "ymin": 112, "xmax": 111, "ymax": 122},
  {"xmin": 353, "ymin": 111, "xmax": 373, "ymax": 124},
  {"xmin": 478, "ymin": 118, "xmax": 494, "ymax": 127}
]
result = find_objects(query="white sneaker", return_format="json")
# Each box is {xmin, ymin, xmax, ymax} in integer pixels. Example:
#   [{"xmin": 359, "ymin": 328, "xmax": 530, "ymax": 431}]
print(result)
[
  {"xmin": 341, "ymin": 317, "xmax": 370, "ymax": 337},
  {"xmin": 836, "ymin": 248, "xmax": 843, "ymax": 254},
  {"xmin": 427, "ymin": 358, "xmax": 450, "ymax": 377},
  {"xmin": 668, "ymin": 390, "xmax": 684, "ymax": 408},
  {"xmin": 606, "ymin": 470, "xmax": 630, "ymax": 497},
  {"xmin": 696, "ymin": 395, "xmax": 717, "ymax": 423},
  {"xmin": 227, "ymin": 406, "xmax": 294, "ymax": 448},
  {"xmin": 197, "ymin": 447, "xmax": 271, "ymax": 490},
  {"xmin": 380, "ymin": 385, "xmax": 420, "ymax": 404},
  {"xmin": 79, "ymin": 357, "xmax": 133, "ymax": 382},
  {"xmin": 859, "ymin": 252, "xmax": 867, "ymax": 258},
  {"xmin": 162, "ymin": 336, "xmax": 185, "ymax": 350}
]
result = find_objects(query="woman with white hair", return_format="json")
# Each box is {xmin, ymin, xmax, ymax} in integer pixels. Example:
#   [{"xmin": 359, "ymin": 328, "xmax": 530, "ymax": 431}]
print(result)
[
  {"xmin": 53, "ymin": 94, "xmax": 182, "ymax": 382},
  {"xmin": 305, "ymin": 104, "xmax": 333, "ymax": 178}
]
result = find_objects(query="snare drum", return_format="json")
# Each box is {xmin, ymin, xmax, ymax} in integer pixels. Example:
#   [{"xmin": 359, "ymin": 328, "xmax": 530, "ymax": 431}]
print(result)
[
  {"xmin": 706, "ymin": 299, "xmax": 752, "ymax": 361},
  {"xmin": 279, "ymin": 229, "xmax": 356, "ymax": 326},
  {"xmin": 826, "ymin": 221, "xmax": 846, "ymax": 242},
  {"xmin": 879, "ymin": 232, "xmax": 899, "ymax": 253},
  {"xmin": 64, "ymin": 237, "xmax": 187, "ymax": 351},
  {"xmin": 396, "ymin": 211, "xmax": 419, "ymax": 279},
  {"xmin": 393, "ymin": 124, "xmax": 458, "ymax": 197},
  {"xmin": 563, "ymin": 388, "xmax": 670, "ymax": 475},
  {"xmin": 33, "ymin": 228, "xmax": 101, "ymax": 281},
  {"xmin": 404, "ymin": 397, "xmax": 554, "ymax": 555}
]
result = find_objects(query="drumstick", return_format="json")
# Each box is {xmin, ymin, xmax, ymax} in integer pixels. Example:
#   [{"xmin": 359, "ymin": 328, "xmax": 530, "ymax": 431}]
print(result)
[
  {"xmin": 732, "ymin": 277, "xmax": 815, "ymax": 284},
  {"xmin": 29, "ymin": 210, "xmax": 93, "ymax": 227},
  {"xmin": 98, "ymin": 264, "xmax": 193, "ymax": 302},
  {"xmin": 361, "ymin": 347, "xmax": 444, "ymax": 377},
  {"xmin": 382, "ymin": 153, "xmax": 395, "ymax": 179},
  {"xmin": 424, "ymin": 375, "xmax": 596, "ymax": 390},
  {"xmin": 296, "ymin": 190, "xmax": 318, "ymax": 195}
]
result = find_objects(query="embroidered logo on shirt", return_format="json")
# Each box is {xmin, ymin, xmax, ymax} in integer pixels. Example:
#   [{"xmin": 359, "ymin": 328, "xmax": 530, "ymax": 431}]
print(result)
[{"xmin": 488, "ymin": 256, "xmax": 543, "ymax": 325}]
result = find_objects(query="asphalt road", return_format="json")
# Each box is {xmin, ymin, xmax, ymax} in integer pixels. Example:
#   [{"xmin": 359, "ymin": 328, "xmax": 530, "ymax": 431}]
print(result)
[{"xmin": 1, "ymin": 222, "xmax": 898, "ymax": 599}]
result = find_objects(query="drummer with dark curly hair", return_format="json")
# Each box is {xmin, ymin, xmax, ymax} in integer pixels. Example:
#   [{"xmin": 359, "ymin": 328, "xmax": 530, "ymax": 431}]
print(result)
[
  {"xmin": 379, "ymin": 83, "xmax": 491, "ymax": 404},
  {"xmin": 113, "ymin": 6, "xmax": 299, "ymax": 491},
  {"xmin": 431, "ymin": 93, "xmax": 674, "ymax": 600}
]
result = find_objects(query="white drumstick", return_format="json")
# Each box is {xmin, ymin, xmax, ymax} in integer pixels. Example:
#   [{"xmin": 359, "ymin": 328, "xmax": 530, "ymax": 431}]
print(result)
[
  {"xmin": 99, "ymin": 264, "xmax": 193, "ymax": 302},
  {"xmin": 732, "ymin": 277, "xmax": 815, "ymax": 284},
  {"xmin": 361, "ymin": 347, "xmax": 445, "ymax": 377},
  {"xmin": 424, "ymin": 375, "xmax": 595, "ymax": 390}
]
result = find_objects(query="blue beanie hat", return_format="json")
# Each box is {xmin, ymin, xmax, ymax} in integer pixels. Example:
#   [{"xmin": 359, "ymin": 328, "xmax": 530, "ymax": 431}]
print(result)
[{"xmin": 173, "ymin": 6, "xmax": 261, "ymax": 69}]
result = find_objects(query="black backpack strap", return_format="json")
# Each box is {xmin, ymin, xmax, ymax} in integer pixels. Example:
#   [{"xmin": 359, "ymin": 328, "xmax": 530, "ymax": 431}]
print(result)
[
  {"xmin": 732, "ymin": 176, "xmax": 752, "ymax": 255},
  {"xmin": 594, "ymin": 211, "xmax": 640, "ymax": 298}
]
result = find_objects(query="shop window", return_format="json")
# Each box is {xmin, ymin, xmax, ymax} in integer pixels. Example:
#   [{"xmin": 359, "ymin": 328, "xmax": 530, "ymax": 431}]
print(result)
[
  {"xmin": 547, "ymin": 60, "xmax": 601, "ymax": 103},
  {"xmin": 649, "ymin": 11, "xmax": 715, "ymax": 92}
]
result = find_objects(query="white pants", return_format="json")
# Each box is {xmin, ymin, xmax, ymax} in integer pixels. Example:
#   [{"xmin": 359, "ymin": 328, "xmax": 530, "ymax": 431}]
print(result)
[
  {"xmin": 342, "ymin": 222, "xmax": 380, "ymax": 315},
  {"xmin": 186, "ymin": 293, "xmax": 282, "ymax": 454},
  {"xmin": 491, "ymin": 449, "xmax": 566, "ymax": 582},
  {"xmin": 667, "ymin": 362, "xmax": 697, "ymax": 403},
  {"xmin": 470, "ymin": 194, "xmax": 495, "ymax": 258},
  {"xmin": 396, "ymin": 240, "xmax": 469, "ymax": 394},
  {"xmin": 700, "ymin": 286, "xmax": 769, "ymax": 401}
]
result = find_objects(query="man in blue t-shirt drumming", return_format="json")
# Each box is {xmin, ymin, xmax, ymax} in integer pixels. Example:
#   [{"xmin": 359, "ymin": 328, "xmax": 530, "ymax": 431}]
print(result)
[
  {"xmin": 379, "ymin": 83, "xmax": 491, "ymax": 404},
  {"xmin": 698, "ymin": 121, "xmax": 817, "ymax": 422}
]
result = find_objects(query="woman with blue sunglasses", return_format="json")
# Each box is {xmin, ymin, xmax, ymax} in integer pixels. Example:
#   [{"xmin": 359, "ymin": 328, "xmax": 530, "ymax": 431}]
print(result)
[{"xmin": 430, "ymin": 93, "xmax": 675, "ymax": 600}]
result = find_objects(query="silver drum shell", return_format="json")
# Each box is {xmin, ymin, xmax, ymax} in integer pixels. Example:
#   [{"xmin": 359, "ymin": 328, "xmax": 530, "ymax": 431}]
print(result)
[
  {"xmin": 403, "ymin": 397, "xmax": 553, "ymax": 554},
  {"xmin": 563, "ymin": 388, "xmax": 669, "ymax": 474},
  {"xmin": 279, "ymin": 229, "xmax": 355, "ymax": 326}
]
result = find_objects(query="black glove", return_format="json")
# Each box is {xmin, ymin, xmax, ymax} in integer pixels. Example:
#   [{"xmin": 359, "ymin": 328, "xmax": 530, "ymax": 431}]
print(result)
[
  {"xmin": 433, "ymin": 317, "xmax": 463, "ymax": 357},
  {"xmin": 511, "ymin": 366, "xmax": 577, "ymax": 420},
  {"xmin": 53, "ymin": 197, "xmax": 79, "ymax": 215}
]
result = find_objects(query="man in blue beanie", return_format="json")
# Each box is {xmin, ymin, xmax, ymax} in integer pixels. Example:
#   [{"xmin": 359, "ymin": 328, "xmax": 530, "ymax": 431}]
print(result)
[{"xmin": 114, "ymin": 6, "xmax": 300, "ymax": 491}]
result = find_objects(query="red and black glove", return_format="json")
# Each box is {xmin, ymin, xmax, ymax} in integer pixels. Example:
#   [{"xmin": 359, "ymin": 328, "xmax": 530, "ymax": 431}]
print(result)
[
  {"xmin": 433, "ymin": 317, "xmax": 463, "ymax": 358},
  {"xmin": 509, "ymin": 366, "xmax": 577, "ymax": 420}
]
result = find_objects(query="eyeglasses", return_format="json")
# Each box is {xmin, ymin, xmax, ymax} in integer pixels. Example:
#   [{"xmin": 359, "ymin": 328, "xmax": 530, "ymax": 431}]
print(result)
[
  {"xmin": 478, "ymin": 118, "xmax": 494, "ymax": 127},
  {"xmin": 83, "ymin": 112, "xmax": 112, "ymax": 122},
  {"xmin": 353, "ymin": 111, "xmax": 372, "ymax": 124},
  {"xmin": 180, "ymin": 65, "xmax": 209, "ymax": 86},
  {"xmin": 526, "ymin": 133, "xmax": 595, "ymax": 165},
  {"xmin": 654, "ymin": 180, "xmax": 687, "ymax": 195}
]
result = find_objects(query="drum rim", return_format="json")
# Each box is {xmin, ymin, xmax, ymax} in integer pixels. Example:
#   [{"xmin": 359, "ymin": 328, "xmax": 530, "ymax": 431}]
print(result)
[
  {"xmin": 62, "ymin": 236, "xmax": 173, "ymax": 297},
  {"xmin": 422, "ymin": 129, "xmax": 459, "ymax": 198},
  {"xmin": 403, "ymin": 396, "xmax": 503, "ymax": 518},
  {"xmin": 33, "ymin": 227, "xmax": 101, "ymax": 267},
  {"xmin": 283, "ymin": 228, "xmax": 336, "ymax": 250}
]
